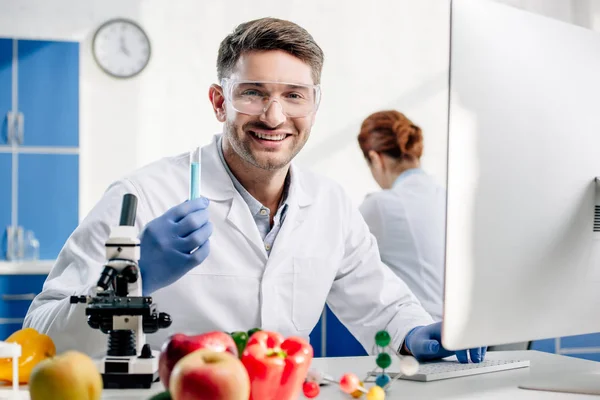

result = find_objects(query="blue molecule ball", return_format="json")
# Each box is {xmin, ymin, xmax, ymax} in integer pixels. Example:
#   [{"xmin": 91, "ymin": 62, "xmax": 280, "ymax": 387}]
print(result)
[{"xmin": 375, "ymin": 373, "xmax": 391, "ymax": 388}]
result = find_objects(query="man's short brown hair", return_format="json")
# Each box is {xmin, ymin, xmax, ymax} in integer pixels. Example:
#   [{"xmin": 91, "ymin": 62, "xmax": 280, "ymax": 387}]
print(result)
[{"xmin": 217, "ymin": 17, "xmax": 324, "ymax": 84}]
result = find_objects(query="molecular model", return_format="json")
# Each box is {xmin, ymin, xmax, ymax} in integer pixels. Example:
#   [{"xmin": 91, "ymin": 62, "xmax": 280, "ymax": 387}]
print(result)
[{"xmin": 303, "ymin": 330, "xmax": 420, "ymax": 400}]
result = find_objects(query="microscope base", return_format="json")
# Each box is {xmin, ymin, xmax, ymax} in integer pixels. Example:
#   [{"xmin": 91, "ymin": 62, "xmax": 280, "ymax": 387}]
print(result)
[
  {"xmin": 95, "ymin": 350, "xmax": 160, "ymax": 389},
  {"xmin": 102, "ymin": 372, "xmax": 157, "ymax": 389}
]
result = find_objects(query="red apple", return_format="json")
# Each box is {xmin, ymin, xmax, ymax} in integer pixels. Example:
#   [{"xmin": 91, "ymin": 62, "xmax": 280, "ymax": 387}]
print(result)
[
  {"xmin": 159, "ymin": 331, "xmax": 238, "ymax": 389},
  {"xmin": 169, "ymin": 348, "xmax": 250, "ymax": 400}
]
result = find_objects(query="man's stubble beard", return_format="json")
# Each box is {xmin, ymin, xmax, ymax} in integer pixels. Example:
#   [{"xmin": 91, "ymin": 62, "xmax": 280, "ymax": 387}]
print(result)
[{"xmin": 224, "ymin": 120, "xmax": 310, "ymax": 171}]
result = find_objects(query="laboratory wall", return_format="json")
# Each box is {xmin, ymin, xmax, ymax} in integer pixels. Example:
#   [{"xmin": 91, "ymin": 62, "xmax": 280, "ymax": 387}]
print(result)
[{"xmin": 0, "ymin": 0, "xmax": 599, "ymax": 358}]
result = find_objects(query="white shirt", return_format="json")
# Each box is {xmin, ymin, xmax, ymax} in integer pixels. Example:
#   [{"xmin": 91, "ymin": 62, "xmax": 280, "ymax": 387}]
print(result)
[
  {"xmin": 23, "ymin": 134, "xmax": 434, "ymax": 358},
  {"xmin": 359, "ymin": 169, "xmax": 446, "ymax": 321}
]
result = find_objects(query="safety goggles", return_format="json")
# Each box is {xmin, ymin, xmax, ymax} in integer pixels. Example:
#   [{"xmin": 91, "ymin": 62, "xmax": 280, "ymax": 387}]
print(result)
[{"xmin": 220, "ymin": 78, "xmax": 321, "ymax": 118}]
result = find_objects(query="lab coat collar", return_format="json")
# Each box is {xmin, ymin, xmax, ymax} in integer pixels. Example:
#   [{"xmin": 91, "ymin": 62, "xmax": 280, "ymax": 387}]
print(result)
[
  {"xmin": 392, "ymin": 167, "xmax": 424, "ymax": 187},
  {"xmin": 198, "ymin": 135, "xmax": 235, "ymax": 201},
  {"xmin": 287, "ymin": 163, "xmax": 312, "ymax": 208},
  {"xmin": 199, "ymin": 133, "xmax": 313, "ymax": 260},
  {"xmin": 200, "ymin": 133, "xmax": 313, "ymax": 207}
]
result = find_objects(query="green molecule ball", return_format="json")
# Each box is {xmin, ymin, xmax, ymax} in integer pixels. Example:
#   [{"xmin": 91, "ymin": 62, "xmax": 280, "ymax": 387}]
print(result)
[
  {"xmin": 375, "ymin": 330, "xmax": 391, "ymax": 347},
  {"xmin": 376, "ymin": 352, "xmax": 392, "ymax": 369}
]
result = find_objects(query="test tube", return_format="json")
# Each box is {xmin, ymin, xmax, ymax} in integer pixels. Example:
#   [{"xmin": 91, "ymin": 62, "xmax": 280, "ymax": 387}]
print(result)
[{"xmin": 189, "ymin": 149, "xmax": 201, "ymax": 200}]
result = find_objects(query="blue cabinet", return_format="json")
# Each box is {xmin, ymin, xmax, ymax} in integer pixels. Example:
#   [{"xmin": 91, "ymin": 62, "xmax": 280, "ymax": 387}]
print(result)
[
  {"xmin": 0, "ymin": 274, "xmax": 47, "ymax": 340},
  {"xmin": 562, "ymin": 334, "xmax": 600, "ymax": 361},
  {"xmin": 561, "ymin": 333, "xmax": 600, "ymax": 349},
  {"xmin": 0, "ymin": 39, "xmax": 12, "ymax": 145},
  {"xmin": 325, "ymin": 306, "xmax": 367, "ymax": 357},
  {"xmin": 18, "ymin": 154, "xmax": 79, "ymax": 260},
  {"xmin": 0, "ymin": 37, "xmax": 79, "ymax": 262},
  {"xmin": 17, "ymin": 40, "xmax": 79, "ymax": 147},
  {"xmin": 309, "ymin": 312, "xmax": 324, "ymax": 358},
  {"xmin": 0, "ymin": 36, "xmax": 78, "ymax": 339},
  {"xmin": 0, "ymin": 154, "xmax": 11, "ymax": 259},
  {"xmin": 308, "ymin": 305, "xmax": 369, "ymax": 358},
  {"xmin": 307, "ymin": 306, "xmax": 367, "ymax": 358},
  {"xmin": 530, "ymin": 338, "xmax": 553, "ymax": 351},
  {"xmin": 0, "ymin": 322, "xmax": 25, "ymax": 340},
  {"xmin": 532, "ymin": 334, "xmax": 600, "ymax": 362}
]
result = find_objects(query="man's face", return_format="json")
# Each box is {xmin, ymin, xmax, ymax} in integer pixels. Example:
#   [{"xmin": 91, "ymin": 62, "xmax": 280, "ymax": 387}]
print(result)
[{"xmin": 217, "ymin": 50, "xmax": 318, "ymax": 171}]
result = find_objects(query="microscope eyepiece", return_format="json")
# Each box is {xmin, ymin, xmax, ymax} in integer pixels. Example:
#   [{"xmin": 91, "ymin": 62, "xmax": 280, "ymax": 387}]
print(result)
[{"xmin": 119, "ymin": 194, "xmax": 138, "ymax": 227}]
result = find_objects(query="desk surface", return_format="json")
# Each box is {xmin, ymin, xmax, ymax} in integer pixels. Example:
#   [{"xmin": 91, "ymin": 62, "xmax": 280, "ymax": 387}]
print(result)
[
  {"xmin": 0, "ymin": 261, "xmax": 54, "ymax": 275},
  {"xmin": 0, "ymin": 350, "xmax": 599, "ymax": 399}
]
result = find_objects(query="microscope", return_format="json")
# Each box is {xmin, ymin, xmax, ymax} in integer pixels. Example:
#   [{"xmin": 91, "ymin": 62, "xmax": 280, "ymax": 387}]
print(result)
[{"xmin": 70, "ymin": 193, "xmax": 172, "ymax": 389}]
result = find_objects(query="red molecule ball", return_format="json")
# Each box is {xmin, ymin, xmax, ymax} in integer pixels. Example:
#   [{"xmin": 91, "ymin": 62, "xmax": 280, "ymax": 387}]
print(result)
[
  {"xmin": 340, "ymin": 373, "xmax": 361, "ymax": 394},
  {"xmin": 303, "ymin": 380, "xmax": 320, "ymax": 398}
]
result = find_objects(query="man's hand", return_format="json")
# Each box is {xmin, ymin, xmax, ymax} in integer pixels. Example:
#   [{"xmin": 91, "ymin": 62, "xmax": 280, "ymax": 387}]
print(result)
[
  {"xmin": 404, "ymin": 322, "xmax": 487, "ymax": 363},
  {"xmin": 139, "ymin": 197, "xmax": 213, "ymax": 295}
]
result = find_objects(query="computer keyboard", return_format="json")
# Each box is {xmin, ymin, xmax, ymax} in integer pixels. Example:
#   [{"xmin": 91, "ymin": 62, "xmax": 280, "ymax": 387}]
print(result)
[{"xmin": 366, "ymin": 359, "xmax": 530, "ymax": 382}]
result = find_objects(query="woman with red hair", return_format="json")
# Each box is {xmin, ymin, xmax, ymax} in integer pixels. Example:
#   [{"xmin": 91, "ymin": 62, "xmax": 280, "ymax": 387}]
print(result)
[{"xmin": 357, "ymin": 110, "xmax": 446, "ymax": 321}]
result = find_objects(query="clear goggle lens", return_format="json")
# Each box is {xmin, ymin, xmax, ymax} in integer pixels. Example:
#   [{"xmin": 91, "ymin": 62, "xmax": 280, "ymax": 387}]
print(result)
[{"xmin": 222, "ymin": 78, "xmax": 320, "ymax": 118}]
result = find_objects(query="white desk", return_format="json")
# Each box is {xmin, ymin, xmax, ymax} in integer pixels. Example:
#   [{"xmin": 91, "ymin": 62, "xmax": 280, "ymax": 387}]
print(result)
[
  {"xmin": 0, "ymin": 261, "xmax": 54, "ymax": 275},
  {"xmin": 0, "ymin": 350, "xmax": 599, "ymax": 399},
  {"xmin": 310, "ymin": 351, "xmax": 600, "ymax": 399}
]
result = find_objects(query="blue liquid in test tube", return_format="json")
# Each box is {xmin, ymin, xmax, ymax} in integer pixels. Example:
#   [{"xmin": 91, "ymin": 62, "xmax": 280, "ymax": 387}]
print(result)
[{"xmin": 189, "ymin": 151, "xmax": 201, "ymax": 200}]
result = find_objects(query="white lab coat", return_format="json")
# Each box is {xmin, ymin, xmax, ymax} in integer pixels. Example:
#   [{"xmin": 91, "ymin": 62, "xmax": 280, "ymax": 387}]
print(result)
[
  {"xmin": 24, "ymin": 134, "xmax": 434, "ymax": 358},
  {"xmin": 359, "ymin": 169, "xmax": 446, "ymax": 321}
]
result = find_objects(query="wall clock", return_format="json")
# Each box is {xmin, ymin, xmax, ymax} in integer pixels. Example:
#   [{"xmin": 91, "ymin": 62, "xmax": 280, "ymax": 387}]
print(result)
[{"xmin": 92, "ymin": 18, "xmax": 151, "ymax": 79}]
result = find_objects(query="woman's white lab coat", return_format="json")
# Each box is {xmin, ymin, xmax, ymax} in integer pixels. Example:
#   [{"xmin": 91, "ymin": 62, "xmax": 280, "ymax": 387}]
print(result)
[
  {"xmin": 359, "ymin": 169, "xmax": 446, "ymax": 321},
  {"xmin": 23, "ymin": 134, "xmax": 433, "ymax": 358}
]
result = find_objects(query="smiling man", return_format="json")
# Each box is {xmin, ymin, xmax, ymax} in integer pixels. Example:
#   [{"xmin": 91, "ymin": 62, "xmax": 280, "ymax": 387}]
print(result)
[
  {"xmin": 210, "ymin": 48, "xmax": 320, "ymax": 225},
  {"xmin": 24, "ymin": 17, "xmax": 486, "ymax": 364}
]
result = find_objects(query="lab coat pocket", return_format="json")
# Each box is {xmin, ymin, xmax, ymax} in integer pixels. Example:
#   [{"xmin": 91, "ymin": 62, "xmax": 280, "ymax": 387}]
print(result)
[{"xmin": 291, "ymin": 257, "xmax": 334, "ymax": 332}]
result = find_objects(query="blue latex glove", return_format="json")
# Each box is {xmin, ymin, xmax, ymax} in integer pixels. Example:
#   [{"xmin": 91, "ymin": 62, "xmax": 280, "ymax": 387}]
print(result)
[
  {"xmin": 139, "ymin": 197, "xmax": 213, "ymax": 295},
  {"xmin": 404, "ymin": 322, "xmax": 487, "ymax": 363}
]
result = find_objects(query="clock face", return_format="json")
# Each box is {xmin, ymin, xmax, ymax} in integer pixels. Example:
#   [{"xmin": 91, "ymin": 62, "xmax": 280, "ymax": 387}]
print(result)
[{"xmin": 92, "ymin": 18, "xmax": 151, "ymax": 78}]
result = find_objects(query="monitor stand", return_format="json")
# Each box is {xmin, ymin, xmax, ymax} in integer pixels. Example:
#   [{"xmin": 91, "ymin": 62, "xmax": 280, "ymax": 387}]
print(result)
[{"xmin": 519, "ymin": 373, "xmax": 600, "ymax": 396}]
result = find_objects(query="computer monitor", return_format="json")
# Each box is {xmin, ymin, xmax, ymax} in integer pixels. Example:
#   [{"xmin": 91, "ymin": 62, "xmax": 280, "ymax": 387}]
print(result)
[{"xmin": 442, "ymin": 0, "xmax": 600, "ymax": 358}]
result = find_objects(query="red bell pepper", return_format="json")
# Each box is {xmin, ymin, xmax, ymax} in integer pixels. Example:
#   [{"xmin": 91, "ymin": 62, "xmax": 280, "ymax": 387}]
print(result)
[{"xmin": 241, "ymin": 330, "xmax": 313, "ymax": 400}]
